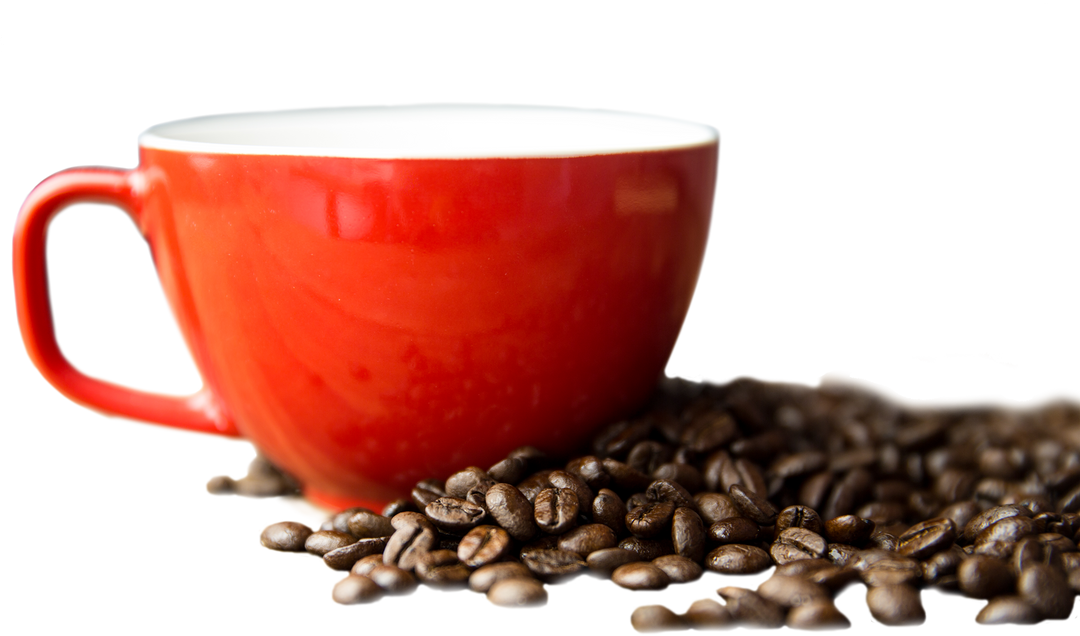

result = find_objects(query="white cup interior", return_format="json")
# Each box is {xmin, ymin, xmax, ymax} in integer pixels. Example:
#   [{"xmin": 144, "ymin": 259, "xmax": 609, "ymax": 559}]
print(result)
[{"xmin": 139, "ymin": 105, "xmax": 718, "ymax": 159}]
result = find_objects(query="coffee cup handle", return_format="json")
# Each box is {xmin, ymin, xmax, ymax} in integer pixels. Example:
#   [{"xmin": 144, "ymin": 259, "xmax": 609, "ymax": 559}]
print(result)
[{"xmin": 13, "ymin": 167, "xmax": 241, "ymax": 437}]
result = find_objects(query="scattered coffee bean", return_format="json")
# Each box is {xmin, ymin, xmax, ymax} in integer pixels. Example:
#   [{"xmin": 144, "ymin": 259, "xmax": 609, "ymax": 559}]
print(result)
[
  {"xmin": 534, "ymin": 488, "xmax": 579, "ymax": 535},
  {"xmin": 331, "ymin": 574, "xmax": 381, "ymax": 604},
  {"xmin": 866, "ymin": 584, "xmax": 925, "ymax": 625},
  {"xmin": 558, "ymin": 523, "xmax": 617, "ymax": 557},
  {"xmin": 487, "ymin": 577, "xmax": 547, "ymax": 607},
  {"xmin": 304, "ymin": 530, "xmax": 356, "ymax": 556},
  {"xmin": 705, "ymin": 544, "xmax": 772, "ymax": 574},
  {"xmin": 716, "ymin": 586, "xmax": 785, "ymax": 628},
  {"xmin": 350, "ymin": 553, "xmax": 385, "ymax": 576},
  {"xmin": 260, "ymin": 522, "xmax": 312, "ymax": 552},
  {"xmin": 324, "ymin": 537, "xmax": 389, "ymax": 571},
  {"xmin": 457, "ymin": 525, "xmax": 512, "ymax": 567},
  {"xmin": 521, "ymin": 549, "xmax": 586, "ymax": 581},
  {"xmin": 786, "ymin": 598, "xmax": 851, "ymax": 629},
  {"xmin": 769, "ymin": 527, "xmax": 827, "ymax": 565},
  {"xmin": 345, "ymin": 510, "xmax": 394, "ymax": 538},
  {"xmin": 897, "ymin": 517, "xmax": 957, "ymax": 560},
  {"xmin": 681, "ymin": 598, "xmax": 731, "ymax": 628},
  {"xmin": 708, "ymin": 517, "xmax": 760, "ymax": 544},
  {"xmin": 366, "ymin": 564, "xmax": 416, "ymax": 593},
  {"xmin": 414, "ymin": 549, "xmax": 471, "ymax": 586},
  {"xmin": 756, "ymin": 574, "xmax": 829, "ymax": 608},
  {"xmin": 630, "ymin": 605, "xmax": 686, "ymax": 632},
  {"xmin": 651, "ymin": 555, "xmax": 702, "ymax": 583},
  {"xmin": 612, "ymin": 562, "xmax": 671, "ymax": 590}
]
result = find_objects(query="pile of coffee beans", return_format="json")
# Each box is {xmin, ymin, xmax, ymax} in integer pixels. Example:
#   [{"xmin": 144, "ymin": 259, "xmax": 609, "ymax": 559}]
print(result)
[{"xmin": 259, "ymin": 377, "xmax": 1080, "ymax": 629}]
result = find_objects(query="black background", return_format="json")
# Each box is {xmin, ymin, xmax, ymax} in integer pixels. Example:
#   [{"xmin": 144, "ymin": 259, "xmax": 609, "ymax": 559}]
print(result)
[{"xmin": 6, "ymin": 7, "xmax": 1071, "ymax": 630}]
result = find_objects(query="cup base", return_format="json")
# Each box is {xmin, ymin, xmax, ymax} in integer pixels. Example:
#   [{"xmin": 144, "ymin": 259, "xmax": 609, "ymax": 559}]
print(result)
[{"xmin": 302, "ymin": 485, "xmax": 389, "ymax": 513}]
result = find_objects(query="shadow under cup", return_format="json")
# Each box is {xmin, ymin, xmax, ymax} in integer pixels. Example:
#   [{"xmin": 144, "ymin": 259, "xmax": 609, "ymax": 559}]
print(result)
[{"xmin": 15, "ymin": 106, "xmax": 719, "ymax": 510}]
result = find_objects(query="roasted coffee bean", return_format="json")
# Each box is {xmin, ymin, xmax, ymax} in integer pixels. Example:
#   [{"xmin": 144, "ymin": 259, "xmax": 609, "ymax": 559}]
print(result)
[
  {"xmin": 516, "ymin": 470, "xmax": 554, "ymax": 503},
  {"xmin": 626, "ymin": 492, "xmax": 651, "ymax": 511},
  {"xmin": 366, "ymin": 564, "xmax": 416, "ymax": 593},
  {"xmin": 1012, "ymin": 536, "xmax": 1047, "ymax": 573},
  {"xmin": 384, "ymin": 514, "xmax": 437, "ymax": 570},
  {"xmin": 786, "ymin": 599, "xmax": 851, "ymax": 629},
  {"xmin": 425, "ymin": 497, "xmax": 486, "ymax": 534},
  {"xmin": 587, "ymin": 547, "xmax": 643, "ymax": 574},
  {"xmin": 694, "ymin": 492, "xmax": 741, "ymax": 525},
  {"xmin": 975, "ymin": 515, "xmax": 1038, "ymax": 545},
  {"xmin": 729, "ymin": 484, "xmax": 778, "ymax": 525},
  {"xmin": 519, "ymin": 534, "xmax": 560, "ymax": 556},
  {"xmin": 457, "ymin": 525, "xmax": 512, "ymax": 567},
  {"xmin": 592, "ymin": 488, "xmax": 627, "ymax": 535},
  {"xmin": 705, "ymin": 544, "xmax": 772, "ymax": 574},
  {"xmin": 612, "ymin": 562, "xmax": 671, "ymax": 590},
  {"xmin": 756, "ymin": 574, "xmax": 829, "ymax": 608},
  {"xmin": 381, "ymin": 499, "xmax": 415, "ymax": 518},
  {"xmin": 976, "ymin": 596, "xmax": 1042, "ymax": 624},
  {"xmin": 350, "ymin": 553, "xmax": 385, "ymax": 576},
  {"xmin": 720, "ymin": 458, "xmax": 767, "ymax": 498},
  {"xmin": 652, "ymin": 463, "xmax": 704, "ymax": 494},
  {"xmin": 972, "ymin": 540, "xmax": 1015, "ymax": 560},
  {"xmin": 331, "ymin": 574, "xmax": 381, "ymax": 604},
  {"xmin": 963, "ymin": 504, "xmax": 1031, "ymax": 543},
  {"xmin": 507, "ymin": 445, "xmax": 547, "ymax": 468},
  {"xmin": 565, "ymin": 455, "xmax": 611, "ymax": 491},
  {"xmin": 671, "ymin": 507, "xmax": 705, "ymax": 562},
  {"xmin": 681, "ymin": 598, "xmax": 732, "ymax": 628},
  {"xmin": 630, "ymin": 605, "xmax": 687, "ymax": 632},
  {"xmin": 855, "ymin": 550, "xmax": 922, "ymax": 587},
  {"xmin": 260, "ymin": 521, "xmax": 313, "ymax": 551},
  {"xmin": 897, "ymin": 517, "xmax": 957, "ymax": 560},
  {"xmin": 652, "ymin": 555, "xmax": 702, "ymax": 583},
  {"xmin": 619, "ymin": 537, "xmax": 676, "ymax": 561},
  {"xmin": 534, "ymin": 487, "xmax": 579, "ymax": 534},
  {"xmin": 647, "ymin": 479, "xmax": 695, "ymax": 509},
  {"xmin": 938, "ymin": 500, "xmax": 984, "ymax": 533},
  {"xmin": 775, "ymin": 505, "xmax": 823, "ymax": 535},
  {"xmin": 414, "ymin": 549, "xmax": 471, "ymax": 586},
  {"xmin": 487, "ymin": 457, "xmax": 527, "ymax": 484},
  {"xmin": 627, "ymin": 441, "xmax": 673, "ymax": 474},
  {"xmin": 770, "ymin": 527, "xmax": 827, "ymax": 565},
  {"xmin": 485, "ymin": 483, "xmax": 538, "ymax": 542},
  {"xmin": 823, "ymin": 514, "xmax": 874, "ymax": 545},
  {"xmin": 521, "ymin": 548, "xmax": 586, "ymax": 581},
  {"xmin": 826, "ymin": 543, "xmax": 860, "ymax": 568},
  {"xmin": 866, "ymin": 584, "xmax": 925, "ymax": 625},
  {"xmin": 798, "ymin": 472, "xmax": 834, "ymax": 511},
  {"xmin": 558, "ymin": 523, "xmax": 617, "ymax": 557},
  {"xmin": 411, "ymin": 485, "xmax": 442, "ymax": 509},
  {"xmin": 548, "ymin": 470, "xmax": 594, "ymax": 512},
  {"xmin": 626, "ymin": 501, "xmax": 676, "ymax": 539},
  {"xmin": 469, "ymin": 561, "xmax": 534, "ymax": 592},
  {"xmin": 345, "ymin": 510, "xmax": 394, "ymax": 538},
  {"xmin": 487, "ymin": 578, "xmax": 547, "ymax": 607},
  {"xmin": 708, "ymin": 517, "xmax": 760, "ymax": 544},
  {"xmin": 823, "ymin": 468, "xmax": 873, "ymax": 519},
  {"xmin": 867, "ymin": 528, "xmax": 898, "ymax": 551},
  {"xmin": 444, "ymin": 467, "xmax": 495, "ymax": 499},
  {"xmin": 769, "ymin": 451, "xmax": 828, "ymax": 481},
  {"xmin": 601, "ymin": 458, "xmax": 652, "ymax": 494},
  {"xmin": 922, "ymin": 547, "xmax": 964, "ymax": 585},
  {"xmin": 304, "ymin": 530, "xmax": 356, "ymax": 556},
  {"xmin": 324, "ymin": 537, "xmax": 389, "ymax": 571},
  {"xmin": 934, "ymin": 467, "xmax": 979, "ymax": 503},
  {"xmin": 716, "ymin": 586, "xmax": 785, "ymax": 628},
  {"xmin": 857, "ymin": 501, "xmax": 908, "ymax": 526},
  {"xmin": 958, "ymin": 554, "xmax": 1015, "ymax": 598},
  {"xmin": 681, "ymin": 412, "xmax": 738, "ymax": 453},
  {"xmin": 596, "ymin": 418, "xmax": 653, "ymax": 459},
  {"xmin": 1018, "ymin": 562, "xmax": 1075, "ymax": 619}
]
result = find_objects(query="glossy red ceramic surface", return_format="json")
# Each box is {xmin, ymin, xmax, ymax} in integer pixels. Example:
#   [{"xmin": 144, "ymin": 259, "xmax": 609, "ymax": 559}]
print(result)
[{"xmin": 15, "ymin": 136, "xmax": 717, "ymax": 508}]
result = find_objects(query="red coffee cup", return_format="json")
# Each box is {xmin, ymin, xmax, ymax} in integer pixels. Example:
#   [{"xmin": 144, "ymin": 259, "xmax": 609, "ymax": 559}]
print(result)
[{"xmin": 13, "ymin": 105, "xmax": 718, "ymax": 509}]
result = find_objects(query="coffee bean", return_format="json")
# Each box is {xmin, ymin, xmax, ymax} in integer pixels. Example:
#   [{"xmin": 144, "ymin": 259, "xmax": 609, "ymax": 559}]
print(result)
[
  {"xmin": 786, "ymin": 599, "xmax": 851, "ymax": 629},
  {"xmin": 366, "ymin": 564, "xmax": 416, "ymax": 593},
  {"xmin": 729, "ymin": 484, "xmax": 778, "ymax": 525},
  {"xmin": 345, "ymin": 510, "xmax": 394, "ymax": 538},
  {"xmin": 564, "ymin": 455, "xmax": 611, "ymax": 491},
  {"xmin": 593, "ymin": 419, "xmax": 652, "ymax": 458},
  {"xmin": 304, "ymin": 530, "xmax": 356, "ymax": 556},
  {"xmin": 939, "ymin": 500, "xmax": 984, "ymax": 531},
  {"xmin": 652, "ymin": 463, "xmax": 704, "ymax": 494},
  {"xmin": 331, "ymin": 574, "xmax": 381, "ymax": 604},
  {"xmin": 823, "ymin": 468, "xmax": 873, "ymax": 519},
  {"xmin": 601, "ymin": 458, "xmax": 652, "ymax": 494},
  {"xmin": 457, "ymin": 525, "xmax": 512, "ymax": 567},
  {"xmin": 260, "ymin": 521, "xmax": 312, "ymax": 551},
  {"xmin": 922, "ymin": 547, "xmax": 964, "ymax": 585},
  {"xmin": 384, "ymin": 514, "xmax": 437, "ymax": 570},
  {"xmin": 612, "ymin": 562, "xmax": 671, "ymax": 590},
  {"xmin": 868, "ymin": 528, "xmax": 898, "ymax": 551},
  {"xmin": 592, "ymin": 488, "xmax": 627, "ymax": 535},
  {"xmin": 708, "ymin": 517, "xmax": 760, "ymax": 544},
  {"xmin": 425, "ymin": 497, "xmax": 486, "ymax": 534},
  {"xmin": 963, "ymin": 504, "xmax": 1031, "ymax": 543},
  {"xmin": 413, "ymin": 549, "xmax": 470, "ymax": 586},
  {"xmin": 1018, "ymin": 562, "xmax": 1075, "ymax": 619},
  {"xmin": 350, "ymin": 553, "xmax": 384, "ymax": 576},
  {"xmin": 972, "ymin": 539, "xmax": 1015, "ymax": 560},
  {"xmin": 630, "ymin": 605, "xmax": 686, "ymax": 632},
  {"xmin": 627, "ymin": 441, "xmax": 674, "ymax": 474},
  {"xmin": 516, "ymin": 470, "xmax": 554, "ymax": 503},
  {"xmin": 798, "ymin": 472, "xmax": 834, "ymax": 511},
  {"xmin": 548, "ymin": 470, "xmax": 594, "ymax": 513},
  {"xmin": 521, "ymin": 549, "xmax": 586, "ymax": 581},
  {"xmin": 958, "ymin": 554, "xmax": 1015, "ymax": 598},
  {"xmin": 468, "ymin": 561, "xmax": 534, "ymax": 592},
  {"xmin": 381, "ymin": 499, "xmax": 416, "ymax": 518},
  {"xmin": 775, "ymin": 505, "xmax": 823, "ymax": 535},
  {"xmin": 823, "ymin": 514, "xmax": 875, "ymax": 545},
  {"xmin": 487, "ymin": 577, "xmax": 547, "ymax": 607},
  {"xmin": 324, "ymin": 537, "xmax": 389, "ymax": 571},
  {"xmin": 716, "ymin": 587, "xmax": 785, "ymax": 628},
  {"xmin": 756, "ymin": 574, "xmax": 829, "ymax": 608},
  {"xmin": 652, "ymin": 555, "xmax": 702, "ymax": 583},
  {"xmin": 619, "ymin": 537, "xmax": 676, "ymax": 561},
  {"xmin": 694, "ymin": 492, "xmax": 741, "ymax": 525},
  {"xmin": 485, "ymin": 483, "xmax": 538, "ymax": 542},
  {"xmin": 587, "ymin": 547, "xmax": 642, "ymax": 575},
  {"xmin": 975, "ymin": 515, "xmax": 1038, "ymax": 545},
  {"xmin": 411, "ymin": 485, "xmax": 442, "ymax": 509},
  {"xmin": 826, "ymin": 543, "xmax": 860, "ymax": 568},
  {"xmin": 857, "ymin": 500, "xmax": 908, "ymax": 526},
  {"xmin": 854, "ymin": 550, "xmax": 922, "ymax": 587},
  {"xmin": 557, "ymin": 524, "xmax": 617, "ymax": 557},
  {"xmin": 897, "ymin": 517, "xmax": 957, "ymax": 560},
  {"xmin": 866, "ymin": 584, "xmax": 925, "ymax": 625},
  {"xmin": 681, "ymin": 599, "xmax": 732, "ymax": 628},
  {"xmin": 626, "ymin": 501, "xmax": 676, "ymax": 539},
  {"xmin": 488, "ymin": 457, "xmax": 527, "ymax": 485},
  {"xmin": 705, "ymin": 545, "xmax": 772, "ymax": 574},
  {"xmin": 671, "ymin": 507, "xmax": 705, "ymax": 562},
  {"xmin": 443, "ymin": 467, "xmax": 493, "ymax": 499},
  {"xmin": 975, "ymin": 596, "xmax": 1042, "ymax": 624},
  {"xmin": 770, "ymin": 527, "xmax": 827, "ymax": 565},
  {"xmin": 681, "ymin": 412, "xmax": 738, "ymax": 453},
  {"xmin": 534, "ymin": 487, "xmax": 579, "ymax": 534}
]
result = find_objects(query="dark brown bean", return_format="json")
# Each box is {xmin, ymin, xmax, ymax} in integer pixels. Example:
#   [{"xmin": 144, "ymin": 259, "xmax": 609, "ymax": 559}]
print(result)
[
  {"xmin": 756, "ymin": 574, "xmax": 829, "ymax": 608},
  {"xmin": 468, "ymin": 561, "xmax": 534, "ymax": 592},
  {"xmin": 705, "ymin": 545, "xmax": 772, "ymax": 574},
  {"xmin": 786, "ymin": 599, "xmax": 851, "ymax": 629},
  {"xmin": 457, "ymin": 525, "xmax": 512, "ymax": 567},
  {"xmin": 631, "ymin": 605, "xmax": 687, "ymax": 632},
  {"xmin": 487, "ymin": 578, "xmax": 547, "ymax": 607},
  {"xmin": 425, "ymin": 497, "xmax": 486, "ymax": 534},
  {"xmin": 694, "ymin": 492, "xmax": 741, "ymax": 525},
  {"xmin": 652, "ymin": 463, "xmax": 704, "ymax": 493},
  {"xmin": 823, "ymin": 514, "xmax": 875, "ymax": 545},
  {"xmin": 1017, "ymin": 562, "xmax": 1075, "ymax": 619},
  {"xmin": 681, "ymin": 412, "xmax": 738, "ymax": 453},
  {"xmin": 601, "ymin": 458, "xmax": 652, "ymax": 494},
  {"xmin": 564, "ymin": 455, "xmax": 610, "ymax": 491},
  {"xmin": 260, "ymin": 521, "xmax": 312, "ymax": 551},
  {"xmin": 548, "ymin": 470, "xmax": 594, "ymax": 513},
  {"xmin": 381, "ymin": 499, "xmax": 415, "ymax": 518},
  {"xmin": 626, "ymin": 501, "xmax": 676, "ymax": 539},
  {"xmin": 671, "ymin": 507, "xmax": 706, "ymax": 562},
  {"xmin": 651, "ymin": 555, "xmax": 702, "ymax": 583},
  {"xmin": 587, "ymin": 547, "xmax": 643, "ymax": 575},
  {"xmin": 350, "ymin": 553, "xmax": 385, "ymax": 576},
  {"xmin": 331, "ymin": 574, "xmax": 381, "ymax": 604},
  {"xmin": 729, "ymin": 484, "xmax": 778, "ymax": 525},
  {"xmin": 770, "ymin": 527, "xmax": 827, "ymax": 565},
  {"xmin": 520, "ymin": 548, "xmax": 587, "ymax": 581},
  {"xmin": 627, "ymin": 441, "xmax": 674, "ymax": 474},
  {"xmin": 384, "ymin": 514, "xmax": 437, "ymax": 570},
  {"xmin": 558, "ymin": 524, "xmax": 617, "ymax": 557},
  {"xmin": 366, "ymin": 564, "xmax": 416, "ymax": 593},
  {"xmin": 958, "ymin": 555, "xmax": 1015, "ymax": 598},
  {"xmin": 534, "ymin": 487, "xmax": 579, "ymax": 534},
  {"xmin": 612, "ymin": 562, "xmax": 671, "ymax": 590},
  {"xmin": 345, "ymin": 510, "xmax": 394, "ymax": 538},
  {"xmin": 897, "ymin": 517, "xmax": 957, "ymax": 560},
  {"xmin": 681, "ymin": 599, "xmax": 732, "ymax": 628},
  {"xmin": 708, "ymin": 517, "xmax": 760, "ymax": 544},
  {"xmin": 976, "ymin": 596, "xmax": 1042, "ymax": 624},
  {"xmin": 488, "ymin": 457, "xmax": 527, "ymax": 484},
  {"xmin": 619, "ymin": 537, "xmax": 675, "ymax": 561},
  {"xmin": 775, "ymin": 505, "xmax": 823, "ymax": 535},
  {"xmin": 485, "ymin": 483, "xmax": 538, "ymax": 542},
  {"xmin": 592, "ymin": 488, "xmax": 627, "ymax": 535},
  {"xmin": 866, "ymin": 584, "xmax": 925, "ymax": 625},
  {"xmin": 304, "ymin": 530, "xmax": 356, "ymax": 556},
  {"xmin": 963, "ymin": 504, "xmax": 1031, "ymax": 543}
]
